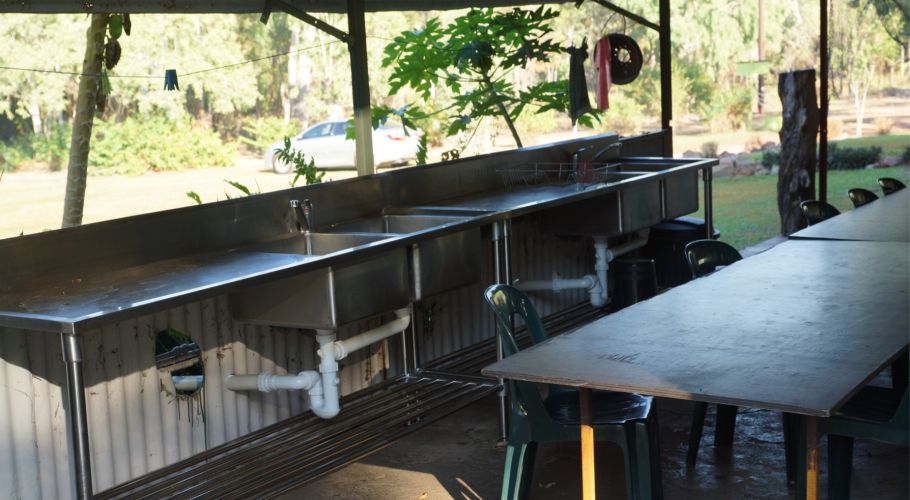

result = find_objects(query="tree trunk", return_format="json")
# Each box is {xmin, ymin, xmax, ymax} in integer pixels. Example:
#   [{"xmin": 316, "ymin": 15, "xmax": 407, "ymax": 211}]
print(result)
[
  {"xmin": 28, "ymin": 92, "xmax": 42, "ymax": 134},
  {"xmin": 777, "ymin": 69, "xmax": 819, "ymax": 236},
  {"xmin": 61, "ymin": 14, "xmax": 108, "ymax": 228}
]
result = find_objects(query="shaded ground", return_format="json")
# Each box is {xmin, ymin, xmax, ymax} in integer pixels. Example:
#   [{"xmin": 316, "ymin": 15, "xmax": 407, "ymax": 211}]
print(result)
[{"xmin": 286, "ymin": 395, "xmax": 907, "ymax": 499}]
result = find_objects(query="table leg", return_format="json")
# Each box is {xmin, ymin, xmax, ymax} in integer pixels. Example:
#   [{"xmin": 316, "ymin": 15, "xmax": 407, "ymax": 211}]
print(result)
[
  {"xmin": 580, "ymin": 388, "xmax": 596, "ymax": 500},
  {"xmin": 61, "ymin": 332, "xmax": 93, "ymax": 500},
  {"xmin": 805, "ymin": 415, "xmax": 820, "ymax": 500}
]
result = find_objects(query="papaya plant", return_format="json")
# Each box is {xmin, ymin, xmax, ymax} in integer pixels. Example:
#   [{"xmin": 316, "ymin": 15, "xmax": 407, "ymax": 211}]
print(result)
[{"xmin": 377, "ymin": 7, "xmax": 599, "ymax": 150}]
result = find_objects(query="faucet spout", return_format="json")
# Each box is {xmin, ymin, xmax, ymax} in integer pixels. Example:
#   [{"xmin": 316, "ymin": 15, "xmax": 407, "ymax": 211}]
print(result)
[
  {"xmin": 290, "ymin": 199, "xmax": 313, "ymax": 232},
  {"xmin": 591, "ymin": 142, "xmax": 622, "ymax": 163}
]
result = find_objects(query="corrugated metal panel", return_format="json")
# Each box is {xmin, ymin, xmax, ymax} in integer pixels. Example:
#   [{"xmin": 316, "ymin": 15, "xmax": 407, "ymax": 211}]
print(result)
[
  {"xmin": 0, "ymin": 217, "xmax": 592, "ymax": 498},
  {"xmin": 418, "ymin": 217, "xmax": 590, "ymax": 363},
  {"xmin": 0, "ymin": 295, "xmax": 392, "ymax": 499}
]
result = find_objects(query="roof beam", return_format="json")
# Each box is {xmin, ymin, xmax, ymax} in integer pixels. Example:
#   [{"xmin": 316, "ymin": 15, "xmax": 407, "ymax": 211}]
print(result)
[
  {"xmin": 265, "ymin": 0, "xmax": 350, "ymax": 43},
  {"xmin": 589, "ymin": 0, "xmax": 658, "ymax": 32},
  {"xmin": 0, "ymin": 0, "xmax": 572, "ymax": 14}
]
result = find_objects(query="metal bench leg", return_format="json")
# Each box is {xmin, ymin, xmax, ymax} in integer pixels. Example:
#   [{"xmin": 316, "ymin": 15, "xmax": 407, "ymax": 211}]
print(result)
[{"xmin": 61, "ymin": 331, "xmax": 93, "ymax": 500}]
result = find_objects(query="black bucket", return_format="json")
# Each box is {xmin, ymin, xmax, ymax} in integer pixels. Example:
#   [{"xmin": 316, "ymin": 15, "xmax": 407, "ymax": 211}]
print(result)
[
  {"xmin": 642, "ymin": 216, "xmax": 720, "ymax": 288},
  {"xmin": 611, "ymin": 257, "xmax": 658, "ymax": 311}
]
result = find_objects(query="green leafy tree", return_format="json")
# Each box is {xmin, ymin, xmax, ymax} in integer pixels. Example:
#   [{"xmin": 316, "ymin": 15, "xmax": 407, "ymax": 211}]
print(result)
[
  {"xmin": 381, "ymin": 7, "xmax": 597, "ymax": 149},
  {"xmin": 854, "ymin": 0, "xmax": 909, "ymax": 57},
  {"xmin": 0, "ymin": 15, "xmax": 84, "ymax": 134}
]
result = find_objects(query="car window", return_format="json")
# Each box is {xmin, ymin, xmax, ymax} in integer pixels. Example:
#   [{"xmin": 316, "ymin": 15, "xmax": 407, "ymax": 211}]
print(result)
[
  {"xmin": 331, "ymin": 122, "xmax": 351, "ymax": 136},
  {"xmin": 302, "ymin": 123, "xmax": 332, "ymax": 139}
]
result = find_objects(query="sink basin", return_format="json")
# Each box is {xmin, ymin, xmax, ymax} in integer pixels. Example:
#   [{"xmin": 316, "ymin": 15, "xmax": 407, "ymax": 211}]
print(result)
[
  {"xmin": 609, "ymin": 158, "xmax": 700, "ymax": 219},
  {"xmin": 536, "ymin": 157, "xmax": 703, "ymax": 236},
  {"xmin": 230, "ymin": 232, "xmax": 409, "ymax": 329},
  {"xmin": 329, "ymin": 212, "xmax": 483, "ymax": 300},
  {"xmin": 249, "ymin": 231, "xmax": 395, "ymax": 255},
  {"xmin": 327, "ymin": 214, "xmax": 468, "ymax": 233}
]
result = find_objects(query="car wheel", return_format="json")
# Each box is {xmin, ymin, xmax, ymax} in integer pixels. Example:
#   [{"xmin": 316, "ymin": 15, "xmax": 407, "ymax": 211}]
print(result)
[{"xmin": 272, "ymin": 154, "xmax": 292, "ymax": 174}]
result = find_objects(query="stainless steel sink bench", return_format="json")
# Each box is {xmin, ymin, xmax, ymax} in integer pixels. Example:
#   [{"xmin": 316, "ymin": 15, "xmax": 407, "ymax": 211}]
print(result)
[{"xmin": 95, "ymin": 371, "xmax": 498, "ymax": 500}]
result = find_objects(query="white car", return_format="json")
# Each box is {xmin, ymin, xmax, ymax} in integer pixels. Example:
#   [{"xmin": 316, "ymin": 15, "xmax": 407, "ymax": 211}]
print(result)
[{"xmin": 265, "ymin": 120, "xmax": 421, "ymax": 173}]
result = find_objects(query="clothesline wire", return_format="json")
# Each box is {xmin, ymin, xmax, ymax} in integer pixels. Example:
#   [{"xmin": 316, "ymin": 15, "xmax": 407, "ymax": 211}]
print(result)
[{"xmin": 0, "ymin": 40, "xmax": 343, "ymax": 80}]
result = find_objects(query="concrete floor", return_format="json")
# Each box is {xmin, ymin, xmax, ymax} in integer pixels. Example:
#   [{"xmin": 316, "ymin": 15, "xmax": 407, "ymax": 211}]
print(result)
[{"xmin": 286, "ymin": 394, "xmax": 908, "ymax": 500}]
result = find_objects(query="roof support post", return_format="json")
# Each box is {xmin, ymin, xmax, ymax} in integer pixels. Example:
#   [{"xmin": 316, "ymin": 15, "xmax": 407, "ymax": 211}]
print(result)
[
  {"xmin": 347, "ymin": 0, "xmax": 375, "ymax": 176},
  {"xmin": 819, "ymin": 0, "xmax": 828, "ymax": 203},
  {"xmin": 658, "ymin": 0, "xmax": 672, "ymax": 155}
]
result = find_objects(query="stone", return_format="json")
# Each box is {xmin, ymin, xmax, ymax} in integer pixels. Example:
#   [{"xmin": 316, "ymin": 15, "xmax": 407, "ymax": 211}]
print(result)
[
  {"xmin": 714, "ymin": 157, "xmax": 735, "ymax": 177},
  {"xmin": 880, "ymin": 156, "xmax": 900, "ymax": 168},
  {"xmin": 734, "ymin": 165, "xmax": 756, "ymax": 176}
]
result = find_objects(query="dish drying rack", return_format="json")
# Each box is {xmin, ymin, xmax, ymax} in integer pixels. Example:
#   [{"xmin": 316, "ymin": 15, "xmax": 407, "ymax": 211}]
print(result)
[{"xmin": 497, "ymin": 162, "xmax": 621, "ymax": 189}]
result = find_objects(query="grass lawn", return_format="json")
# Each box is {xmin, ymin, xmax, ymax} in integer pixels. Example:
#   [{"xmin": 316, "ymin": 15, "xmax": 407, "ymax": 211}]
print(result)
[{"xmin": 695, "ymin": 166, "xmax": 910, "ymax": 250}]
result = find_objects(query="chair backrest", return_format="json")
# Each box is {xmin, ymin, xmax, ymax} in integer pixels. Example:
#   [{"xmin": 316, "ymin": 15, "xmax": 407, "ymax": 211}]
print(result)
[
  {"xmin": 484, "ymin": 284, "xmax": 554, "ymax": 418},
  {"xmin": 800, "ymin": 200, "xmax": 841, "ymax": 226},
  {"xmin": 684, "ymin": 239, "xmax": 743, "ymax": 279},
  {"xmin": 847, "ymin": 188, "xmax": 879, "ymax": 208},
  {"xmin": 878, "ymin": 177, "xmax": 906, "ymax": 196}
]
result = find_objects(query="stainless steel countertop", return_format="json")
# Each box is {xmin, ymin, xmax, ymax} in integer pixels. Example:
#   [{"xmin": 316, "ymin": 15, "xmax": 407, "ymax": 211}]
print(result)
[{"xmin": 0, "ymin": 151, "xmax": 715, "ymax": 334}]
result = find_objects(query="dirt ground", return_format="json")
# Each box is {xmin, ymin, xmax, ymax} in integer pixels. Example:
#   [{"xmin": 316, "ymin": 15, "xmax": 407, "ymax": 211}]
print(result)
[
  {"xmin": 0, "ymin": 158, "xmax": 359, "ymax": 239},
  {"xmin": 284, "ymin": 395, "xmax": 908, "ymax": 500}
]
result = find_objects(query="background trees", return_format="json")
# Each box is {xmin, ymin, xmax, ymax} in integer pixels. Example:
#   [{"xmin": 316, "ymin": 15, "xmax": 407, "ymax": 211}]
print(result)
[{"xmin": 0, "ymin": 0, "xmax": 905, "ymax": 174}]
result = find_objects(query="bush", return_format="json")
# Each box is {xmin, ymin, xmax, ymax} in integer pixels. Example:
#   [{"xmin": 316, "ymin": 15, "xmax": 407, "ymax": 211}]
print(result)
[
  {"xmin": 700, "ymin": 141, "xmax": 718, "ymax": 158},
  {"xmin": 91, "ymin": 116, "xmax": 236, "ymax": 174},
  {"xmin": 0, "ymin": 125, "xmax": 70, "ymax": 171},
  {"xmin": 901, "ymin": 145, "xmax": 910, "ymax": 165},
  {"xmin": 602, "ymin": 93, "xmax": 645, "ymax": 135},
  {"xmin": 874, "ymin": 117, "xmax": 894, "ymax": 135},
  {"xmin": 827, "ymin": 143, "xmax": 882, "ymax": 170},
  {"xmin": 0, "ymin": 117, "xmax": 237, "ymax": 174},
  {"xmin": 761, "ymin": 149, "xmax": 780, "ymax": 168},
  {"xmin": 703, "ymin": 87, "xmax": 753, "ymax": 132},
  {"xmin": 238, "ymin": 117, "xmax": 301, "ymax": 154}
]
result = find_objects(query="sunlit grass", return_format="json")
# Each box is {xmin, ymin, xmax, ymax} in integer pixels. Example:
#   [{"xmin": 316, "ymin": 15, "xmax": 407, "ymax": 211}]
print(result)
[{"xmin": 694, "ymin": 166, "xmax": 909, "ymax": 250}]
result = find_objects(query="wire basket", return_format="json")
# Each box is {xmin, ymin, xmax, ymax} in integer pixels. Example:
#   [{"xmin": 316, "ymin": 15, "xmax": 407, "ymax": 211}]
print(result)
[{"xmin": 497, "ymin": 162, "xmax": 621, "ymax": 189}]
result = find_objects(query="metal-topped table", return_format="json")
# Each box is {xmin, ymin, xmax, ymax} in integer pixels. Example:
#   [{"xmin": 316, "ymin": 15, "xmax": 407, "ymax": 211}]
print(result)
[
  {"xmin": 790, "ymin": 188, "xmax": 909, "ymax": 242},
  {"xmin": 483, "ymin": 239, "xmax": 910, "ymax": 499}
]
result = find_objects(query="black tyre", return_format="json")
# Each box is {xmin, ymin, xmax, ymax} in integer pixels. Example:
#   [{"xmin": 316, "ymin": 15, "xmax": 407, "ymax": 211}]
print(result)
[{"xmin": 272, "ymin": 153, "xmax": 292, "ymax": 174}]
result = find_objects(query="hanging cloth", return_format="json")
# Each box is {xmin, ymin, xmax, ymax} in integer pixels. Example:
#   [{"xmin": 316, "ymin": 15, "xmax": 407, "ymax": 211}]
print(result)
[
  {"xmin": 566, "ymin": 40, "xmax": 592, "ymax": 125},
  {"xmin": 593, "ymin": 36, "xmax": 612, "ymax": 111}
]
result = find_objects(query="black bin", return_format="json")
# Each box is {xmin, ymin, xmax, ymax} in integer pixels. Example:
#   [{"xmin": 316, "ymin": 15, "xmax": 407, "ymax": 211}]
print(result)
[
  {"xmin": 642, "ymin": 216, "xmax": 720, "ymax": 288},
  {"xmin": 611, "ymin": 257, "xmax": 658, "ymax": 311}
]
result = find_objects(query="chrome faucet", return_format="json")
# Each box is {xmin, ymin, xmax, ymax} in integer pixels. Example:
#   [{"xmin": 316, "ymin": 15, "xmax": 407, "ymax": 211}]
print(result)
[
  {"xmin": 590, "ymin": 142, "xmax": 623, "ymax": 163},
  {"xmin": 571, "ymin": 146, "xmax": 591, "ymax": 191},
  {"xmin": 290, "ymin": 199, "xmax": 313, "ymax": 233},
  {"xmin": 571, "ymin": 146, "xmax": 591, "ymax": 173}
]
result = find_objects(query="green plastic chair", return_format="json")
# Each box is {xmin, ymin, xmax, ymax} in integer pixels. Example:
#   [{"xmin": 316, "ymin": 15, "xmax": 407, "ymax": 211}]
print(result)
[
  {"xmin": 878, "ymin": 177, "xmax": 906, "ymax": 196},
  {"xmin": 800, "ymin": 200, "xmax": 841, "ymax": 226},
  {"xmin": 484, "ymin": 284, "xmax": 663, "ymax": 500},
  {"xmin": 847, "ymin": 188, "xmax": 879, "ymax": 208},
  {"xmin": 684, "ymin": 239, "xmax": 743, "ymax": 280},
  {"xmin": 681, "ymin": 240, "xmax": 744, "ymax": 466},
  {"xmin": 794, "ymin": 385, "xmax": 908, "ymax": 499}
]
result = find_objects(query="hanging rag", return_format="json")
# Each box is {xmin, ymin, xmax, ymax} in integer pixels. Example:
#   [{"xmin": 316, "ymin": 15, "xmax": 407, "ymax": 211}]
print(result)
[
  {"xmin": 594, "ymin": 36, "xmax": 612, "ymax": 111},
  {"xmin": 566, "ymin": 40, "xmax": 592, "ymax": 125}
]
